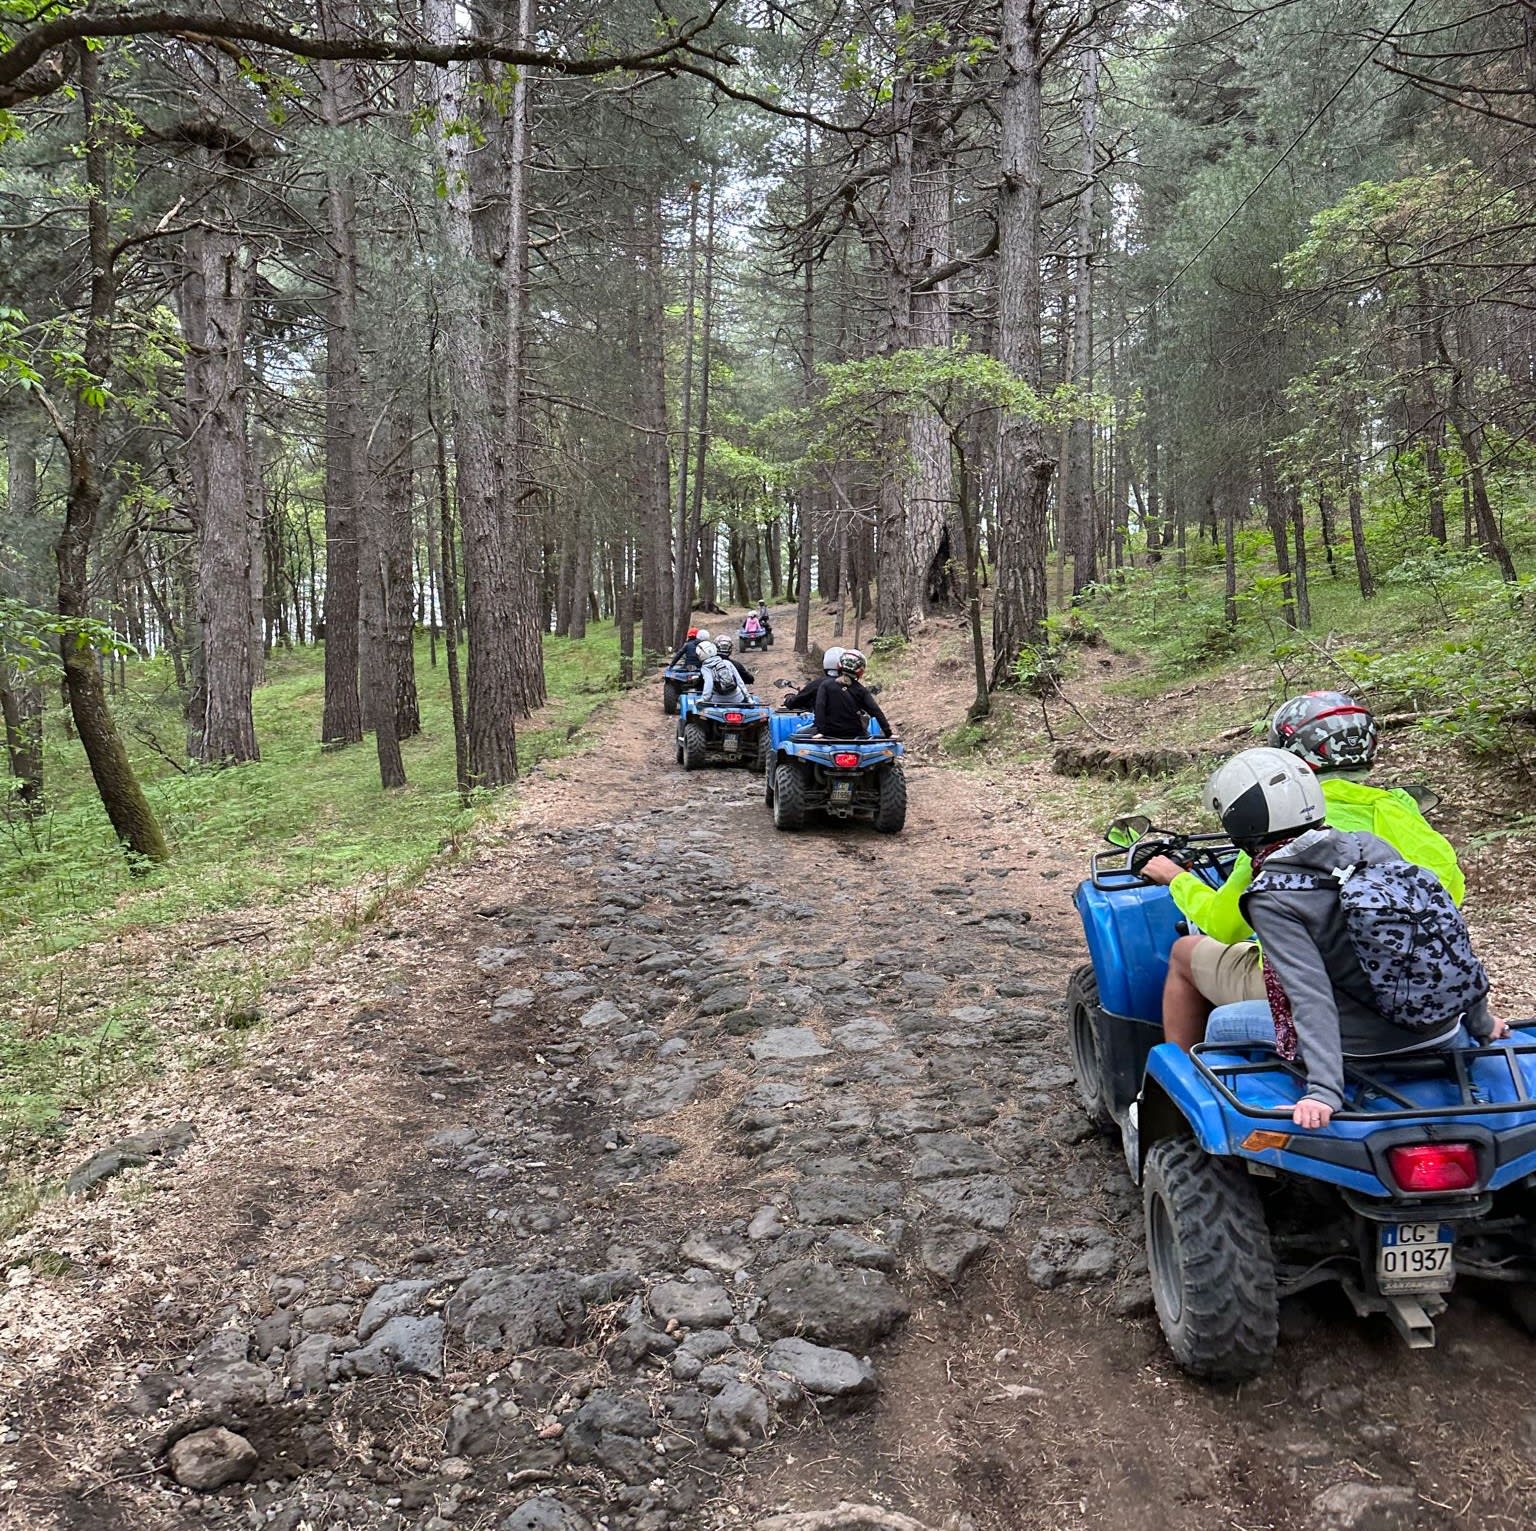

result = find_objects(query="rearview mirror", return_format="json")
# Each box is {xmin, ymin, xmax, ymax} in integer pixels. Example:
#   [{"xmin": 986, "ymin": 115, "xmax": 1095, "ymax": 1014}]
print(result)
[
  {"xmin": 1105, "ymin": 813, "xmax": 1151, "ymax": 849},
  {"xmin": 866, "ymin": 683, "xmax": 884, "ymax": 695},
  {"xmin": 775, "ymin": 678, "xmax": 794, "ymax": 690},
  {"xmin": 1402, "ymin": 782, "xmax": 1441, "ymax": 814}
]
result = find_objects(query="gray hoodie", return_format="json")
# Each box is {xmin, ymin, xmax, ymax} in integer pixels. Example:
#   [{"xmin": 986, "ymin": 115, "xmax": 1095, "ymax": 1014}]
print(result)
[
  {"xmin": 700, "ymin": 658, "xmax": 748, "ymax": 705},
  {"xmin": 1241, "ymin": 827, "xmax": 1491, "ymax": 1110}
]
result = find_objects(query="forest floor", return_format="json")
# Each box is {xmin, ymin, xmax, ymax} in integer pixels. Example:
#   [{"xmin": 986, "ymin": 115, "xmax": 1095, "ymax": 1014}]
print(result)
[{"xmin": 4, "ymin": 610, "xmax": 1536, "ymax": 1531}]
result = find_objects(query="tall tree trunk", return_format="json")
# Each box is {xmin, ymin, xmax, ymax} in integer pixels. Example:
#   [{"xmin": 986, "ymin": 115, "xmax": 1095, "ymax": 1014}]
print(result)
[
  {"xmin": 1340, "ymin": 423, "xmax": 1376, "ymax": 599},
  {"xmin": 1439, "ymin": 319, "xmax": 1517, "ymax": 581},
  {"xmin": 429, "ymin": 358, "xmax": 471, "ymax": 802},
  {"xmin": 904, "ymin": 1, "xmax": 956, "ymax": 618},
  {"xmin": 54, "ymin": 45, "xmax": 168, "ymax": 865},
  {"xmin": 0, "ymin": 680, "xmax": 43, "ymax": 815},
  {"xmin": 425, "ymin": 0, "xmax": 521, "ymax": 785},
  {"xmin": 634, "ymin": 192, "xmax": 673, "ymax": 661},
  {"xmin": 1289, "ymin": 482, "xmax": 1312, "ymax": 628},
  {"xmin": 377, "ymin": 402, "xmax": 420, "ymax": 739},
  {"xmin": 495, "ymin": 0, "xmax": 546, "ymax": 712},
  {"xmin": 317, "ymin": 7, "xmax": 364, "ymax": 747},
  {"xmin": 2, "ymin": 442, "xmax": 44, "ymax": 813},
  {"xmin": 568, "ymin": 501, "xmax": 590, "ymax": 641},
  {"xmin": 1066, "ymin": 44, "xmax": 1100, "ymax": 596},
  {"xmin": 1261, "ymin": 456, "xmax": 1297, "ymax": 628},
  {"xmin": 679, "ymin": 171, "xmax": 717, "ymax": 639},
  {"xmin": 991, "ymin": 0, "xmax": 1054, "ymax": 686},
  {"xmin": 182, "ymin": 220, "xmax": 260, "ymax": 764},
  {"xmin": 1221, "ymin": 490, "xmax": 1238, "ymax": 626},
  {"xmin": 672, "ymin": 178, "xmax": 703, "ymax": 642}
]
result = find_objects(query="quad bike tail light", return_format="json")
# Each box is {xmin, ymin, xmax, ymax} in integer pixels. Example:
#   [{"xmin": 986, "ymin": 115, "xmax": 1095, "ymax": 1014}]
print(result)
[
  {"xmin": 1388, "ymin": 1143, "xmax": 1478, "ymax": 1192},
  {"xmin": 833, "ymin": 752, "xmax": 860, "ymax": 769},
  {"xmin": 725, "ymin": 712, "xmax": 744, "ymax": 725}
]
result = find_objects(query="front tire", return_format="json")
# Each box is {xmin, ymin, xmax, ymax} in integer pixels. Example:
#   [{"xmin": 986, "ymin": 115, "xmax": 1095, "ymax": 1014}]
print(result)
[
  {"xmin": 772, "ymin": 762, "xmax": 806, "ymax": 830},
  {"xmin": 663, "ymin": 680, "xmax": 680, "ymax": 716},
  {"xmin": 1143, "ymin": 1137, "xmax": 1278, "ymax": 1383},
  {"xmin": 1066, "ymin": 965, "xmax": 1115, "ymax": 1132},
  {"xmin": 682, "ymin": 722, "xmax": 707, "ymax": 772},
  {"xmin": 873, "ymin": 765, "xmax": 907, "ymax": 834}
]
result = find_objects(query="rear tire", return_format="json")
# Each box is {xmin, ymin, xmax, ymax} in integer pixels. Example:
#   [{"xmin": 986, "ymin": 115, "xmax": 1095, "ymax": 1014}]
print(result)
[
  {"xmin": 682, "ymin": 722, "xmax": 707, "ymax": 772},
  {"xmin": 752, "ymin": 734, "xmax": 770, "ymax": 775},
  {"xmin": 772, "ymin": 763, "xmax": 806, "ymax": 830},
  {"xmin": 873, "ymin": 765, "xmax": 907, "ymax": 834},
  {"xmin": 663, "ymin": 680, "xmax": 680, "ymax": 716},
  {"xmin": 1066, "ymin": 965, "xmax": 1115, "ymax": 1132},
  {"xmin": 1143, "ymin": 1137, "xmax": 1278, "ymax": 1383}
]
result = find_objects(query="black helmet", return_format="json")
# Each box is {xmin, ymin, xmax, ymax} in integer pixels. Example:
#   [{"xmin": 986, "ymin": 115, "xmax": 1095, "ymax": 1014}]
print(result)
[
  {"xmin": 837, "ymin": 649, "xmax": 866, "ymax": 677},
  {"xmin": 1268, "ymin": 691, "xmax": 1378, "ymax": 773}
]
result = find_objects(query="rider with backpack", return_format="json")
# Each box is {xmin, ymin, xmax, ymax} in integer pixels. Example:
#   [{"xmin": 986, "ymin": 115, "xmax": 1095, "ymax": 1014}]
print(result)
[
  {"xmin": 696, "ymin": 640, "xmax": 750, "ymax": 705},
  {"xmin": 1202, "ymin": 747, "xmax": 1504, "ymax": 1128},
  {"xmin": 715, "ymin": 637, "xmax": 754, "ymax": 687},
  {"xmin": 1142, "ymin": 692, "xmax": 1467, "ymax": 1050}
]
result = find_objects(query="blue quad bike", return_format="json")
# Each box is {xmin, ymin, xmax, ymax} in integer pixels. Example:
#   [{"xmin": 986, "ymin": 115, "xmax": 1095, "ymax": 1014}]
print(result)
[
  {"xmin": 736, "ymin": 621, "xmax": 773, "ymax": 652},
  {"xmin": 762, "ymin": 693, "xmax": 906, "ymax": 834},
  {"xmin": 1069, "ymin": 813, "xmax": 1536, "ymax": 1382},
  {"xmin": 661, "ymin": 662, "xmax": 702, "ymax": 717},
  {"xmin": 675, "ymin": 689, "xmax": 774, "ymax": 773}
]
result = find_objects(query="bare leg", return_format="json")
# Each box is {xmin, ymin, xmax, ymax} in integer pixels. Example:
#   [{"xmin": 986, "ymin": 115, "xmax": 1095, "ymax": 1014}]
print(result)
[{"xmin": 1163, "ymin": 934, "xmax": 1213, "ymax": 1052}]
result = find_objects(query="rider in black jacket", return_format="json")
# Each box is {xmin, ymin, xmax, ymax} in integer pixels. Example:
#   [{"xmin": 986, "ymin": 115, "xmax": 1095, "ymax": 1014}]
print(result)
[{"xmin": 814, "ymin": 650, "xmax": 891, "ymax": 738}]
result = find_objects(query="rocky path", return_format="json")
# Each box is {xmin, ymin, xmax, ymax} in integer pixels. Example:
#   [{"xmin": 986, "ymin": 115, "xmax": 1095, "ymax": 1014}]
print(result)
[{"xmin": 4, "ymin": 624, "xmax": 1535, "ymax": 1531}]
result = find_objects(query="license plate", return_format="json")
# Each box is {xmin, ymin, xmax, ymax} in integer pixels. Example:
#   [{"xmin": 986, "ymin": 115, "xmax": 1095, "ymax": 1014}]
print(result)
[
  {"xmin": 722, "ymin": 734, "xmax": 739, "ymax": 752},
  {"xmin": 1377, "ymin": 1222, "xmax": 1455, "ymax": 1292},
  {"xmin": 830, "ymin": 780, "xmax": 853, "ymax": 803}
]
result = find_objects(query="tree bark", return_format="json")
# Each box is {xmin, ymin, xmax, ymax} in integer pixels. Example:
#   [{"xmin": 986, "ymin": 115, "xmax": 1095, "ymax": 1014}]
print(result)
[
  {"xmin": 425, "ymin": 0, "xmax": 521, "ymax": 786},
  {"xmin": 1066, "ymin": 44, "xmax": 1100, "ymax": 596},
  {"xmin": 494, "ymin": 0, "xmax": 545, "ymax": 713},
  {"xmin": 317, "ymin": 4, "xmax": 365, "ymax": 747},
  {"xmin": 54, "ymin": 44, "xmax": 168, "ymax": 865},
  {"xmin": 182, "ymin": 219, "xmax": 260, "ymax": 764},
  {"xmin": 903, "ymin": 0, "xmax": 956, "ymax": 619},
  {"xmin": 990, "ymin": 0, "xmax": 1054, "ymax": 686},
  {"xmin": 2, "ymin": 442, "xmax": 44, "ymax": 813}
]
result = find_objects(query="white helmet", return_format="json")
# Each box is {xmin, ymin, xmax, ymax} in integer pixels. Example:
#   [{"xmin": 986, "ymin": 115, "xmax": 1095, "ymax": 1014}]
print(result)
[
  {"xmin": 695, "ymin": 639, "xmax": 719, "ymax": 662},
  {"xmin": 1205, "ymin": 747, "xmax": 1326, "ymax": 850},
  {"xmin": 696, "ymin": 629, "xmax": 711, "ymax": 642},
  {"xmin": 821, "ymin": 645, "xmax": 844, "ymax": 676}
]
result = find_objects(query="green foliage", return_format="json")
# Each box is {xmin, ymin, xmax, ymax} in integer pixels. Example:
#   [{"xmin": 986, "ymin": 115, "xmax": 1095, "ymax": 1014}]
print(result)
[
  {"xmin": 0, "ymin": 595, "xmax": 137, "ymax": 673},
  {"xmin": 1011, "ymin": 609, "xmax": 1101, "ymax": 690},
  {"xmin": 0, "ymin": 628, "xmax": 622, "ymax": 1152}
]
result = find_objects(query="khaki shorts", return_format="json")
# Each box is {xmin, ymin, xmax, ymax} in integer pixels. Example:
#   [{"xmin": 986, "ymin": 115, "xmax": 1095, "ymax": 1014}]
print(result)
[{"xmin": 1189, "ymin": 937, "xmax": 1267, "ymax": 1006}]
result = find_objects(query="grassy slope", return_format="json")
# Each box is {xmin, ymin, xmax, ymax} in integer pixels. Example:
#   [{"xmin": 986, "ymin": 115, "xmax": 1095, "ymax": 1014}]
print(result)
[{"xmin": 0, "ymin": 628, "xmax": 622, "ymax": 1162}]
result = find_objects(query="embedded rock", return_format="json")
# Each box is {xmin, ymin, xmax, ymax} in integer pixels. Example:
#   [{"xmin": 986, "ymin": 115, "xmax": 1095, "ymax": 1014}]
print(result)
[
  {"xmin": 167, "ymin": 1427, "xmax": 258, "ymax": 1491},
  {"xmin": 756, "ymin": 1261, "xmax": 910, "ymax": 1350}
]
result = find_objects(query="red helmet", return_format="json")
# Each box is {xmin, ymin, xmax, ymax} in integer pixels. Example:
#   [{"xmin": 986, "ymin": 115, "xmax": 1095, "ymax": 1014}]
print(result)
[
  {"xmin": 687, "ymin": 627, "xmax": 699, "ymax": 639},
  {"xmin": 1267, "ymin": 691, "xmax": 1378, "ymax": 773}
]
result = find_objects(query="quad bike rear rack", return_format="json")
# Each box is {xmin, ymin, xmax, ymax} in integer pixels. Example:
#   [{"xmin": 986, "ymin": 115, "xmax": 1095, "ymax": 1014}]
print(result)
[{"xmin": 1191, "ymin": 1033, "xmax": 1536, "ymax": 1123}]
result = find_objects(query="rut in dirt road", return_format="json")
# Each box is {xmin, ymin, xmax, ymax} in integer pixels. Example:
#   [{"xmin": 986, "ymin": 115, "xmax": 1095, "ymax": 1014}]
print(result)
[{"xmin": 7, "ymin": 632, "xmax": 1536, "ymax": 1531}]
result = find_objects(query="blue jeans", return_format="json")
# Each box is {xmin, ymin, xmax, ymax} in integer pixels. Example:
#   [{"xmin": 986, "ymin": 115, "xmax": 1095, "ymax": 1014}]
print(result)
[
  {"xmin": 1205, "ymin": 1003, "xmax": 1484, "ymax": 1052},
  {"xmin": 1205, "ymin": 1001, "xmax": 1275, "ymax": 1047}
]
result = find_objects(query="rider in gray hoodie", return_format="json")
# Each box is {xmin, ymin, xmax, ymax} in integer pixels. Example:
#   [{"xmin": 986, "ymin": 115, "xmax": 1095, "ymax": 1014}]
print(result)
[
  {"xmin": 1241, "ymin": 824, "xmax": 1499, "ymax": 1117},
  {"xmin": 1206, "ymin": 747, "xmax": 1506, "ymax": 1128}
]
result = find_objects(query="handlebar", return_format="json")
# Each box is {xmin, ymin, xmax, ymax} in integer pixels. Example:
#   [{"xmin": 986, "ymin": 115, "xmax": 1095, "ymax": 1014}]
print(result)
[{"xmin": 1091, "ymin": 829, "xmax": 1239, "ymax": 890}]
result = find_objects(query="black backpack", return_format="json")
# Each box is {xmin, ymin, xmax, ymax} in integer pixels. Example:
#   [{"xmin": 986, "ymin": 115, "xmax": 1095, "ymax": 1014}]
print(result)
[{"xmin": 1249, "ymin": 858, "xmax": 1488, "ymax": 1033}]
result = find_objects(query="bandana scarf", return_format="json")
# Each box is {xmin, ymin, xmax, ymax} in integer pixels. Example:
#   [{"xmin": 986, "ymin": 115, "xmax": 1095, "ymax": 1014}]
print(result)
[{"xmin": 1250, "ymin": 842, "xmax": 1300, "ymax": 1061}]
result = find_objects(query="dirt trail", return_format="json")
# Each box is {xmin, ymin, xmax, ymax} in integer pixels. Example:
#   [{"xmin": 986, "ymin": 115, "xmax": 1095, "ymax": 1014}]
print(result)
[{"xmin": 3, "ymin": 617, "xmax": 1534, "ymax": 1531}]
